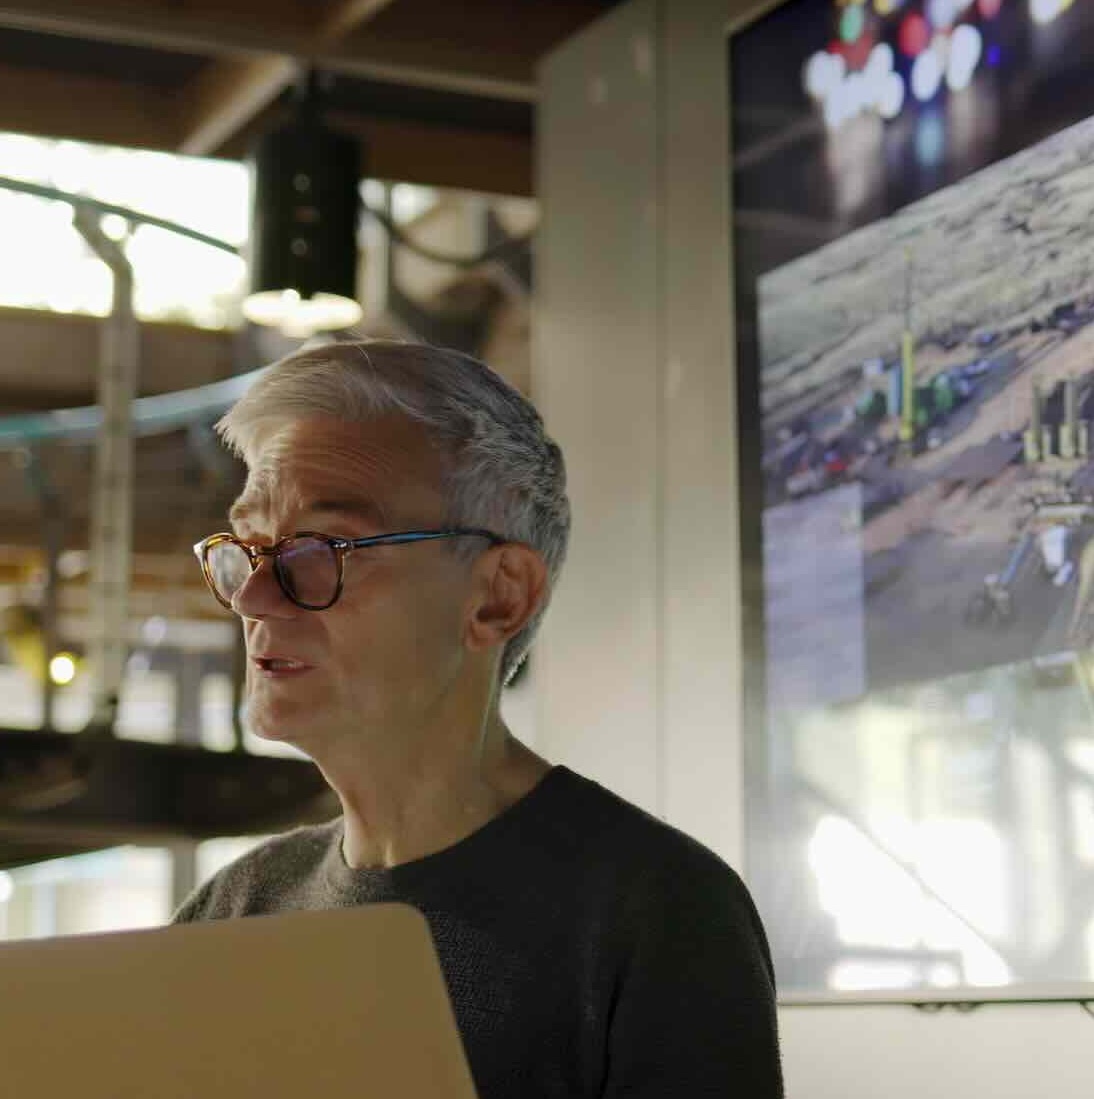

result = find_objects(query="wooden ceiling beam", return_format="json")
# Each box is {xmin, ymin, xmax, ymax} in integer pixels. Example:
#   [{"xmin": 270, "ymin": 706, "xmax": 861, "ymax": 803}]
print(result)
[
  {"xmin": 0, "ymin": 61, "xmax": 530, "ymax": 192},
  {"xmin": 176, "ymin": 0, "xmax": 399, "ymax": 157},
  {"xmin": 337, "ymin": 0, "xmax": 612, "ymax": 78},
  {"xmin": 0, "ymin": 1, "xmax": 538, "ymax": 104},
  {"xmin": 0, "ymin": 308, "xmax": 237, "ymax": 408},
  {"xmin": 327, "ymin": 112, "xmax": 533, "ymax": 196},
  {"xmin": 174, "ymin": 55, "xmax": 297, "ymax": 157},
  {"xmin": 0, "ymin": 61, "xmax": 175, "ymax": 151},
  {"xmin": 0, "ymin": 2, "xmax": 312, "ymax": 59},
  {"xmin": 303, "ymin": 52, "xmax": 536, "ymax": 103}
]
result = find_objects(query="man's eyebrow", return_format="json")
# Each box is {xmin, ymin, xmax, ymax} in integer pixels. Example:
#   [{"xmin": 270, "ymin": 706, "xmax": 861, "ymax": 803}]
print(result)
[{"xmin": 226, "ymin": 494, "xmax": 388, "ymax": 532}]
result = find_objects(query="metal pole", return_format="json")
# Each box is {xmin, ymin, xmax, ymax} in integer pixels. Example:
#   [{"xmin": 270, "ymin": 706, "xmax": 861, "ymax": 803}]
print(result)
[
  {"xmin": 170, "ymin": 649, "xmax": 204, "ymax": 909},
  {"xmin": 72, "ymin": 207, "xmax": 138, "ymax": 733},
  {"xmin": 41, "ymin": 501, "xmax": 63, "ymax": 730},
  {"xmin": 900, "ymin": 247, "xmax": 916, "ymax": 445},
  {"xmin": 17, "ymin": 447, "xmax": 65, "ymax": 729}
]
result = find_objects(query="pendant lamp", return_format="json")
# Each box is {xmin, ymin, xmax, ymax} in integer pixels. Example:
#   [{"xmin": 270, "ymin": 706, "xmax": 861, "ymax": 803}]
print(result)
[{"xmin": 243, "ymin": 74, "xmax": 363, "ymax": 338}]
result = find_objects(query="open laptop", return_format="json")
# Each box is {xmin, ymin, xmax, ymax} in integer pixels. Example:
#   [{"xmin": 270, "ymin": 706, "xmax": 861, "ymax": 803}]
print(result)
[{"xmin": 0, "ymin": 903, "xmax": 480, "ymax": 1098}]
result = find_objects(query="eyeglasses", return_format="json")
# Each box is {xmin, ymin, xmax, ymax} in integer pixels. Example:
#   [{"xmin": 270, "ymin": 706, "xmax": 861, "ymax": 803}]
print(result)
[{"xmin": 193, "ymin": 528, "xmax": 504, "ymax": 612}]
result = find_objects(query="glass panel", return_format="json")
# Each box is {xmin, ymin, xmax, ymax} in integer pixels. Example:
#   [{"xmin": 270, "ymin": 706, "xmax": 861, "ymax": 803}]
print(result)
[
  {"xmin": 0, "ymin": 664, "xmax": 45, "ymax": 728},
  {"xmin": 0, "ymin": 848, "xmax": 171, "ymax": 941},
  {"xmin": 200, "ymin": 672, "xmax": 237, "ymax": 752},
  {"xmin": 115, "ymin": 668, "xmax": 176, "ymax": 743}
]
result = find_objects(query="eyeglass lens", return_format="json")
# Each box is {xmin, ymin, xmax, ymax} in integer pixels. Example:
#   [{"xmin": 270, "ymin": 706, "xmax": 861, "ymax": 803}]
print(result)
[{"xmin": 206, "ymin": 536, "xmax": 340, "ymax": 608}]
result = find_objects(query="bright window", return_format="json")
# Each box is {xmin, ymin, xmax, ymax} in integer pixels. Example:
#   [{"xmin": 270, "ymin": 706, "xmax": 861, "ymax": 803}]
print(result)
[
  {"xmin": 0, "ymin": 132, "xmax": 248, "ymax": 329},
  {"xmin": 0, "ymin": 848, "xmax": 171, "ymax": 941}
]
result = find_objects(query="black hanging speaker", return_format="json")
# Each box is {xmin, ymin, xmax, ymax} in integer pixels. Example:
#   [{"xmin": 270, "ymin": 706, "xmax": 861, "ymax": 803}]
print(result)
[{"xmin": 244, "ymin": 85, "xmax": 363, "ymax": 336}]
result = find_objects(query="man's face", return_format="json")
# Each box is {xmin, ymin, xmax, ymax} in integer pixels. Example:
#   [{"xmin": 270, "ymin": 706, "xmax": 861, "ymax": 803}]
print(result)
[{"xmin": 227, "ymin": 413, "xmax": 476, "ymax": 751}]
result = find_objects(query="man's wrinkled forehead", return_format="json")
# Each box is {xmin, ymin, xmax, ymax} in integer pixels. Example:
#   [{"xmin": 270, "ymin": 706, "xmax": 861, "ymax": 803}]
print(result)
[
  {"xmin": 227, "ymin": 413, "xmax": 442, "ymax": 533},
  {"xmin": 229, "ymin": 461, "xmax": 389, "ymax": 536}
]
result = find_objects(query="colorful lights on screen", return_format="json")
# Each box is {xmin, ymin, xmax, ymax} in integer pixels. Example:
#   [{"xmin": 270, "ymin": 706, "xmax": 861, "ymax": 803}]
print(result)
[{"xmin": 802, "ymin": 1, "xmax": 1071, "ymax": 130}]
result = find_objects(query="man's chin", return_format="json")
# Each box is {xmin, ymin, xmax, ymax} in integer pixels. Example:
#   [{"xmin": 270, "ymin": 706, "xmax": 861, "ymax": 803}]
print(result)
[{"xmin": 245, "ymin": 696, "xmax": 323, "ymax": 747}]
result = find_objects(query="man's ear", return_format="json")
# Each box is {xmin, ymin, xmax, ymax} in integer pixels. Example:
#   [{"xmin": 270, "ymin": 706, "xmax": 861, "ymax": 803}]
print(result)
[{"xmin": 464, "ymin": 544, "xmax": 548, "ymax": 654}]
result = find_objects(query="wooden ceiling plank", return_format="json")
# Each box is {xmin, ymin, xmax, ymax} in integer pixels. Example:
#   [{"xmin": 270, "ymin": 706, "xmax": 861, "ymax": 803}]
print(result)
[
  {"xmin": 313, "ymin": 0, "xmax": 399, "ymax": 44},
  {"xmin": 0, "ymin": 61, "xmax": 174, "ymax": 150},
  {"xmin": 176, "ymin": 0, "xmax": 400, "ymax": 156},
  {"xmin": 174, "ymin": 56, "xmax": 296, "ymax": 156},
  {"xmin": 341, "ymin": 0, "xmax": 612, "ymax": 65},
  {"xmin": 319, "ymin": 51, "xmax": 536, "ymax": 102}
]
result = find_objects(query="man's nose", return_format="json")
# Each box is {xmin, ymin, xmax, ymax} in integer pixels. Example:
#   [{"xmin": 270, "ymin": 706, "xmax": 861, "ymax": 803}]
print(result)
[{"xmin": 231, "ymin": 557, "xmax": 297, "ymax": 620}]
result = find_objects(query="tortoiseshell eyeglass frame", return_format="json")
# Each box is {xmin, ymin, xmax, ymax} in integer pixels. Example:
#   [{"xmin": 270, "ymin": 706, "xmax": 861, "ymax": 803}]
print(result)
[{"xmin": 193, "ymin": 528, "xmax": 505, "ymax": 612}]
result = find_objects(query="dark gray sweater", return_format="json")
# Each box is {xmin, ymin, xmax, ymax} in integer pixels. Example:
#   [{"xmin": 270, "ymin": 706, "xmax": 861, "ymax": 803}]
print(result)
[{"xmin": 173, "ymin": 765, "xmax": 783, "ymax": 1097}]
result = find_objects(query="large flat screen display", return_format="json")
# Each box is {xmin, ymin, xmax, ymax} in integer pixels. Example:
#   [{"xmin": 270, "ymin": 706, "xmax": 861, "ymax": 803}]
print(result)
[{"xmin": 731, "ymin": 0, "xmax": 1094, "ymax": 997}]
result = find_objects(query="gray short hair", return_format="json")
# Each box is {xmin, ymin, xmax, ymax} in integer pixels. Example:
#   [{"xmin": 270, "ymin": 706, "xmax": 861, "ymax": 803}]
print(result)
[{"xmin": 216, "ymin": 339, "xmax": 570, "ymax": 684}]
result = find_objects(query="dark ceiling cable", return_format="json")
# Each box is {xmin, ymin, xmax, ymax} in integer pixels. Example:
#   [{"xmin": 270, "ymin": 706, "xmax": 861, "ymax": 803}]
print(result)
[
  {"xmin": 364, "ymin": 201, "xmax": 533, "ymax": 269},
  {"xmin": 0, "ymin": 175, "xmax": 531, "ymax": 269}
]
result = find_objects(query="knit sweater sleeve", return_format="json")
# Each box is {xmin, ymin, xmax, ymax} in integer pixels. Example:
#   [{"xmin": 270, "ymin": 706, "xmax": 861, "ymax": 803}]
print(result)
[
  {"xmin": 171, "ymin": 875, "xmax": 216, "ymax": 923},
  {"xmin": 169, "ymin": 821, "xmax": 340, "ymax": 923},
  {"xmin": 600, "ymin": 842, "xmax": 784, "ymax": 1098}
]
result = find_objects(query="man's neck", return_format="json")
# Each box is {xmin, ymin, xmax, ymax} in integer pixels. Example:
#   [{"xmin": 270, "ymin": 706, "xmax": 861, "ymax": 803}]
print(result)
[{"xmin": 317, "ymin": 721, "xmax": 550, "ymax": 871}]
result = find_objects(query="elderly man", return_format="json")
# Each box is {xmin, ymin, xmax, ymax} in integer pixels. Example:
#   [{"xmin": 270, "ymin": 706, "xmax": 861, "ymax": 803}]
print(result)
[{"xmin": 176, "ymin": 340, "xmax": 783, "ymax": 1097}]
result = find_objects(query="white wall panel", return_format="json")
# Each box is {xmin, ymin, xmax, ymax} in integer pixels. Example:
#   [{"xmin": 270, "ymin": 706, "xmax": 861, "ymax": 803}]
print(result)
[
  {"xmin": 536, "ymin": 0, "xmax": 662, "ymax": 814},
  {"xmin": 661, "ymin": 0, "xmax": 745, "ymax": 865}
]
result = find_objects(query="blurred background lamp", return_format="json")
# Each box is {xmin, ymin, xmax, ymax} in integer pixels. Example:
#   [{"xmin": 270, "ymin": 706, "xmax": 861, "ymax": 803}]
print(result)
[
  {"xmin": 48, "ymin": 652, "xmax": 78, "ymax": 686},
  {"xmin": 243, "ymin": 76, "xmax": 363, "ymax": 338}
]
